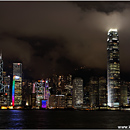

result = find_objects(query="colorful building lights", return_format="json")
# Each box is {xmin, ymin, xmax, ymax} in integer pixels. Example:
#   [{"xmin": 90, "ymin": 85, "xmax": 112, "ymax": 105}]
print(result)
[
  {"xmin": 12, "ymin": 76, "xmax": 15, "ymax": 106},
  {"xmin": 45, "ymin": 79, "xmax": 50, "ymax": 107},
  {"xmin": 41, "ymin": 100, "xmax": 47, "ymax": 108}
]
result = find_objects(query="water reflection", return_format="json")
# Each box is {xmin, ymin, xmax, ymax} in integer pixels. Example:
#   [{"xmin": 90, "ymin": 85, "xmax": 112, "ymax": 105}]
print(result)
[
  {"xmin": 0, "ymin": 110, "xmax": 130, "ymax": 129},
  {"xmin": 7, "ymin": 110, "xmax": 24, "ymax": 129}
]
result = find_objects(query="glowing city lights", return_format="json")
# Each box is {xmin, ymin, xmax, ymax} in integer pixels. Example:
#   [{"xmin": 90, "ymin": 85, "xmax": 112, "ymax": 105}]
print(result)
[
  {"xmin": 12, "ymin": 76, "xmax": 15, "ymax": 106},
  {"xmin": 41, "ymin": 100, "xmax": 47, "ymax": 108}
]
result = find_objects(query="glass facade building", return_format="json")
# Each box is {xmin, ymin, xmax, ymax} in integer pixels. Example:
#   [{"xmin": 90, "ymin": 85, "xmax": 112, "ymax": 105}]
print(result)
[
  {"xmin": 89, "ymin": 77, "xmax": 99, "ymax": 107},
  {"xmin": 120, "ymin": 81, "xmax": 127, "ymax": 106},
  {"xmin": 72, "ymin": 78, "xmax": 83, "ymax": 108},
  {"xmin": 35, "ymin": 80, "xmax": 44, "ymax": 107},
  {"xmin": 99, "ymin": 77, "xmax": 107, "ymax": 106},
  {"xmin": 3, "ymin": 75, "xmax": 10, "ymax": 106},
  {"xmin": 45, "ymin": 79, "xmax": 50, "ymax": 108},
  {"xmin": 107, "ymin": 29, "xmax": 120, "ymax": 107},
  {"xmin": 12, "ymin": 63, "xmax": 22, "ymax": 106}
]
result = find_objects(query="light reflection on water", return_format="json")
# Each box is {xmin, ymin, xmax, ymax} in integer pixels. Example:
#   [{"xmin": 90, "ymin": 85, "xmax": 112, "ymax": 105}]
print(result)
[
  {"xmin": 0, "ymin": 110, "xmax": 130, "ymax": 129},
  {"xmin": 6, "ymin": 110, "xmax": 24, "ymax": 129}
]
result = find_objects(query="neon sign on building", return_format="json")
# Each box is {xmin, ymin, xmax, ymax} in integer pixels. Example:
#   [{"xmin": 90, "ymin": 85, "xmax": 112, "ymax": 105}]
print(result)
[
  {"xmin": 12, "ymin": 76, "xmax": 15, "ymax": 106},
  {"xmin": 41, "ymin": 100, "xmax": 47, "ymax": 108}
]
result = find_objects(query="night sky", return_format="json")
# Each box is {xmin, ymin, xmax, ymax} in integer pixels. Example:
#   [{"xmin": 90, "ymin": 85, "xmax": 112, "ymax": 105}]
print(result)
[{"xmin": 0, "ymin": 2, "xmax": 130, "ymax": 80}]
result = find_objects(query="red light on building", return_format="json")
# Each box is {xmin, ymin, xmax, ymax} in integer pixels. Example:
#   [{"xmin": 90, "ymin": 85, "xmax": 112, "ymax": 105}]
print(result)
[
  {"xmin": 42, "ymin": 80, "xmax": 44, "ymax": 82},
  {"xmin": 5, "ymin": 93, "xmax": 7, "ymax": 95},
  {"xmin": 18, "ymin": 63, "xmax": 20, "ymax": 65}
]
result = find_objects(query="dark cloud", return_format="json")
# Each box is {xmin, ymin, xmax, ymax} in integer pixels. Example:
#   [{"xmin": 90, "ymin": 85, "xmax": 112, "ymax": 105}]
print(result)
[
  {"xmin": 74, "ymin": 2, "xmax": 130, "ymax": 13},
  {"xmin": 0, "ymin": 2, "xmax": 130, "ymax": 80}
]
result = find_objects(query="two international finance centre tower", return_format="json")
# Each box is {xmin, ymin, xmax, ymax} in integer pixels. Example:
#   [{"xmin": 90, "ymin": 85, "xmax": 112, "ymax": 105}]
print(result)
[{"xmin": 107, "ymin": 29, "xmax": 120, "ymax": 108}]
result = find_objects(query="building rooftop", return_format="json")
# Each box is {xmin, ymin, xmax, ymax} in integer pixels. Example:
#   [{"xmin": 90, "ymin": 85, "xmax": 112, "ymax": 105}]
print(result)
[{"xmin": 108, "ymin": 29, "xmax": 117, "ymax": 33}]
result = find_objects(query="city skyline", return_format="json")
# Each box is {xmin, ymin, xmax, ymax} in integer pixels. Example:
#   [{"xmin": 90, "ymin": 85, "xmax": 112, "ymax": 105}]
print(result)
[
  {"xmin": 0, "ymin": 2, "xmax": 130, "ymax": 129},
  {"xmin": 0, "ymin": 29, "xmax": 129, "ymax": 109},
  {"xmin": 0, "ymin": 2, "xmax": 130, "ymax": 80}
]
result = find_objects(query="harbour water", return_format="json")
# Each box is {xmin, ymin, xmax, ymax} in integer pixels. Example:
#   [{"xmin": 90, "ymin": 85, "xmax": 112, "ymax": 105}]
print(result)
[{"xmin": 0, "ymin": 110, "xmax": 130, "ymax": 129}]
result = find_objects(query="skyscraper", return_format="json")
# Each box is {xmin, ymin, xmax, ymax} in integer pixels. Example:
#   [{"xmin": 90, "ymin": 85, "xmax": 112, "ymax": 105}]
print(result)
[
  {"xmin": 35, "ymin": 80, "xmax": 44, "ymax": 107},
  {"xmin": 22, "ymin": 80, "xmax": 32, "ymax": 106},
  {"xmin": 89, "ymin": 77, "xmax": 99, "ymax": 107},
  {"xmin": 72, "ymin": 78, "xmax": 83, "ymax": 109},
  {"xmin": 120, "ymin": 81, "xmax": 127, "ymax": 106},
  {"xmin": 45, "ymin": 79, "xmax": 50, "ymax": 108},
  {"xmin": 3, "ymin": 75, "xmax": 10, "ymax": 106},
  {"xmin": 99, "ymin": 77, "xmax": 107, "ymax": 106},
  {"xmin": 12, "ymin": 63, "xmax": 22, "ymax": 106},
  {"xmin": 107, "ymin": 29, "xmax": 120, "ymax": 107}
]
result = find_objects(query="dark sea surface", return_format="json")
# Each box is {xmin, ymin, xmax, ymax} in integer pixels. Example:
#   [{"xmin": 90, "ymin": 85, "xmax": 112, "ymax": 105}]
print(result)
[{"xmin": 0, "ymin": 110, "xmax": 130, "ymax": 129}]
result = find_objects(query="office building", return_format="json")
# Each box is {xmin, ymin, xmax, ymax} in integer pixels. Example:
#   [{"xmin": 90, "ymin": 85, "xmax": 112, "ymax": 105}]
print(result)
[
  {"xmin": 66, "ymin": 74, "xmax": 72, "ymax": 86},
  {"xmin": 72, "ymin": 78, "xmax": 83, "ymax": 108},
  {"xmin": 22, "ymin": 80, "xmax": 32, "ymax": 107},
  {"xmin": 55, "ymin": 94, "xmax": 66, "ymax": 109},
  {"xmin": 99, "ymin": 77, "xmax": 107, "ymax": 106},
  {"xmin": 49, "ymin": 95, "xmax": 56, "ymax": 109},
  {"xmin": 107, "ymin": 29, "xmax": 120, "ymax": 107},
  {"xmin": 12, "ymin": 63, "xmax": 22, "ymax": 106},
  {"xmin": 66, "ymin": 93, "xmax": 72, "ymax": 108},
  {"xmin": 57, "ymin": 75, "xmax": 64, "ymax": 94},
  {"xmin": 49, "ymin": 94, "xmax": 66, "ymax": 109},
  {"xmin": 44, "ymin": 79, "xmax": 50, "ymax": 108},
  {"xmin": 3, "ymin": 75, "xmax": 10, "ymax": 106},
  {"xmin": 120, "ymin": 81, "xmax": 127, "ymax": 106},
  {"xmin": 31, "ymin": 83, "xmax": 36, "ymax": 108},
  {"xmin": 65, "ymin": 85, "xmax": 73, "ymax": 96},
  {"xmin": 83, "ymin": 85, "xmax": 90, "ymax": 107},
  {"xmin": 35, "ymin": 80, "xmax": 44, "ymax": 107},
  {"xmin": 89, "ymin": 77, "xmax": 99, "ymax": 107}
]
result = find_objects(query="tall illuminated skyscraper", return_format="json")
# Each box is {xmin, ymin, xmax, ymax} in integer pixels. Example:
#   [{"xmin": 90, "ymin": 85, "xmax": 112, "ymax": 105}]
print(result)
[
  {"xmin": 12, "ymin": 63, "xmax": 22, "ymax": 106},
  {"xmin": 72, "ymin": 78, "xmax": 83, "ymax": 108},
  {"xmin": 45, "ymin": 79, "xmax": 50, "ymax": 108},
  {"xmin": 35, "ymin": 80, "xmax": 44, "ymax": 107},
  {"xmin": 107, "ymin": 29, "xmax": 120, "ymax": 107}
]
